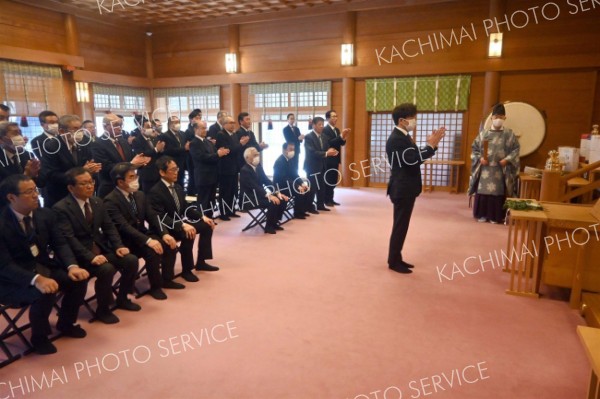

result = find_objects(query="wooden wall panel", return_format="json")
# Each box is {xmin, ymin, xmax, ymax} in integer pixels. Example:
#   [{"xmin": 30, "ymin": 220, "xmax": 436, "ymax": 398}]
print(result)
[
  {"xmin": 594, "ymin": 71, "xmax": 600, "ymax": 125},
  {"xmin": 461, "ymin": 74, "xmax": 486, "ymax": 192},
  {"xmin": 0, "ymin": 0, "xmax": 67, "ymax": 54},
  {"xmin": 220, "ymin": 84, "xmax": 231, "ymax": 114},
  {"xmin": 77, "ymin": 18, "xmax": 147, "ymax": 77}
]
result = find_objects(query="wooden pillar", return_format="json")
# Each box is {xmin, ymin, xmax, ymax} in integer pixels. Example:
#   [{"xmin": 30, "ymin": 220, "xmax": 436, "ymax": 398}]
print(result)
[
  {"xmin": 146, "ymin": 34, "xmax": 155, "ymax": 114},
  {"xmin": 481, "ymin": 0, "xmax": 506, "ymax": 116},
  {"xmin": 540, "ymin": 170, "xmax": 564, "ymax": 202},
  {"xmin": 227, "ymin": 24, "xmax": 241, "ymax": 116},
  {"xmin": 342, "ymin": 78, "xmax": 355, "ymax": 187},
  {"xmin": 63, "ymin": 14, "xmax": 87, "ymax": 117},
  {"xmin": 230, "ymin": 83, "xmax": 241, "ymax": 121}
]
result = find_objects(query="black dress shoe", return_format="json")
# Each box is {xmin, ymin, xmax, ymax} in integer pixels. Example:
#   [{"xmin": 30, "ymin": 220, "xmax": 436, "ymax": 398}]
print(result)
[
  {"xmin": 400, "ymin": 261, "xmax": 414, "ymax": 269},
  {"xmin": 229, "ymin": 213, "xmax": 241, "ymax": 218},
  {"xmin": 219, "ymin": 215, "xmax": 231, "ymax": 221},
  {"xmin": 389, "ymin": 265, "xmax": 413, "ymax": 274},
  {"xmin": 308, "ymin": 209, "xmax": 319, "ymax": 215},
  {"xmin": 264, "ymin": 227, "xmax": 276, "ymax": 234},
  {"xmin": 294, "ymin": 214, "xmax": 306, "ymax": 220},
  {"xmin": 96, "ymin": 310, "xmax": 120, "ymax": 324},
  {"xmin": 116, "ymin": 299, "xmax": 142, "ymax": 311},
  {"xmin": 195, "ymin": 262, "xmax": 220, "ymax": 271},
  {"xmin": 57, "ymin": 324, "xmax": 87, "ymax": 338},
  {"xmin": 181, "ymin": 271, "xmax": 199, "ymax": 282},
  {"xmin": 162, "ymin": 280, "xmax": 185, "ymax": 289},
  {"xmin": 325, "ymin": 202, "xmax": 335, "ymax": 207},
  {"xmin": 31, "ymin": 335, "xmax": 57, "ymax": 355},
  {"xmin": 332, "ymin": 201, "xmax": 341, "ymax": 206},
  {"xmin": 149, "ymin": 288, "xmax": 167, "ymax": 300},
  {"xmin": 274, "ymin": 226, "xmax": 284, "ymax": 231},
  {"xmin": 316, "ymin": 206, "xmax": 331, "ymax": 211}
]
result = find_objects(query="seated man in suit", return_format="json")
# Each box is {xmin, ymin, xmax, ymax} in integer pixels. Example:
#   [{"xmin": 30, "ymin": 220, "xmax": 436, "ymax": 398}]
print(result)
[
  {"xmin": 92, "ymin": 113, "xmax": 149, "ymax": 197},
  {"xmin": 148, "ymin": 156, "xmax": 218, "ymax": 284},
  {"xmin": 0, "ymin": 174, "xmax": 89, "ymax": 354},
  {"xmin": 104, "ymin": 163, "xmax": 179, "ymax": 300},
  {"xmin": 239, "ymin": 147, "xmax": 289, "ymax": 234},
  {"xmin": 273, "ymin": 142, "xmax": 311, "ymax": 220},
  {"xmin": 53, "ymin": 167, "xmax": 141, "ymax": 324},
  {"xmin": 190, "ymin": 120, "xmax": 229, "ymax": 218},
  {"xmin": 0, "ymin": 121, "xmax": 43, "ymax": 187},
  {"xmin": 131, "ymin": 116, "xmax": 165, "ymax": 193}
]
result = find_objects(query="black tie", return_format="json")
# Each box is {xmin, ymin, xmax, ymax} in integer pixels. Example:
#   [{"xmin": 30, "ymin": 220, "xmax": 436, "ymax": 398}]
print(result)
[
  {"xmin": 169, "ymin": 185, "xmax": 181, "ymax": 213},
  {"xmin": 128, "ymin": 193, "xmax": 138, "ymax": 217},
  {"xmin": 318, "ymin": 134, "xmax": 323, "ymax": 150},
  {"xmin": 23, "ymin": 215, "xmax": 33, "ymax": 237}
]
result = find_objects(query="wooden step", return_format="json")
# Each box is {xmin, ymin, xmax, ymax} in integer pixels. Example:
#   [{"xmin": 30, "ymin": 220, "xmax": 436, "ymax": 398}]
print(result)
[{"xmin": 582, "ymin": 293, "xmax": 600, "ymax": 328}]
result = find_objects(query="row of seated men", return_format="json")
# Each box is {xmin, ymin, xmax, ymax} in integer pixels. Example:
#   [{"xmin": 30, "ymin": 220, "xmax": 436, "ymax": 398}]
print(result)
[{"xmin": 0, "ymin": 158, "xmax": 216, "ymax": 356}]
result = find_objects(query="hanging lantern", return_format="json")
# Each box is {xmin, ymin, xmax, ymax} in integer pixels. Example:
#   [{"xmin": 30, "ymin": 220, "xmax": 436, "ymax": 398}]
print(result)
[
  {"xmin": 267, "ymin": 119, "xmax": 273, "ymax": 130},
  {"xmin": 20, "ymin": 116, "xmax": 28, "ymax": 127}
]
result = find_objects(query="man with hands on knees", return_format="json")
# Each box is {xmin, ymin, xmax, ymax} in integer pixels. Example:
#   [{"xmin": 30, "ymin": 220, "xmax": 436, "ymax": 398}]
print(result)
[
  {"xmin": 386, "ymin": 103, "xmax": 446, "ymax": 274},
  {"xmin": 53, "ymin": 167, "xmax": 140, "ymax": 324},
  {"xmin": 0, "ymin": 174, "xmax": 89, "ymax": 354}
]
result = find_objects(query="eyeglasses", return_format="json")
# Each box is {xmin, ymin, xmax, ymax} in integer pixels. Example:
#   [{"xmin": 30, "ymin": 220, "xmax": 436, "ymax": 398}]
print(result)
[
  {"xmin": 76, "ymin": 181, "xmax": 96, "ymax": 187},
  {"xmin": 19, "ymin": 188, "xmax": 39, "ymax": 196},
  {"xmin": 167, "ymin": 167, "xmax": 179, "ymax": 172}
]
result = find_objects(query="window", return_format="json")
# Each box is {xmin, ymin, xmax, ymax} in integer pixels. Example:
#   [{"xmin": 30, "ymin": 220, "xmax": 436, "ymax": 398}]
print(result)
[
  {"xmin": 93, "ymin": 84, "xmax": 151, "ymax": 132},
  {"xmin": 259, "ymin": 120, "xmax": 310, "ymax": 178},
  {"xmin": 369, "ymin": 112, "xmax": 465, "ymax": 187},
  {"xmin": 153, "ymin": 86, "xmax": 220, "ymax": 127}
]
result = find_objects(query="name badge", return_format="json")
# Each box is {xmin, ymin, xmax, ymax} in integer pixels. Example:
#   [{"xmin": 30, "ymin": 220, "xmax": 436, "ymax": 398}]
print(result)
[{"xmin": 30, "ymin": 244, "xmax": 39, "ymax": 257}]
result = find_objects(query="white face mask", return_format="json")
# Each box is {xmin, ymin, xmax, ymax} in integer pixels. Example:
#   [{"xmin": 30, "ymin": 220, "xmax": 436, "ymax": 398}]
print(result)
[
  {"xmin": 251, "ymin": 157, "xmax": 260, "ymax": 167},
  {"xmin": 286, "ymin": 151, "xmax": 295, "ymax": 159},
  {"xmin": 492, "ymin": 118, "xmax": 504, "ymax": 129},
  {"xmin": 46, "ymin": 123, "xmax": 59, "ymax": 135},
  {"xmin": 11, "ymin": 135, "xmax": 26, "ymax": 148},
  {"xmin": 128, "ymin": 179, "xmax": 140, "ymax": 192},
  {"xmin": 172, "ymin": 123, "xmax": 181, "ymax": 131},
  {"xmin": 405, "ymin": 119, "xmax": 417, "ymax": 132}
]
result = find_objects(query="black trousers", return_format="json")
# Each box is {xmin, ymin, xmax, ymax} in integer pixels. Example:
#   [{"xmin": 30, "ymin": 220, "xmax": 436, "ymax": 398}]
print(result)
[
  {"xmin": 259, "ymin": 199, "xmax": 287, "ymax": 228},
  {"xmin": 324, "ymin": 162, "xmax": 340, "ymax": 203},
  {"xmin": 186, "ymin": 155, "xmax": 197, "ymax": 196},
  {"xmin": 0, "ymin": 265, "xmax": 87, "ymax": 338},
  {"xmin": 388, "ymin": 196, "xmax": 416, "ymax": 266},
  {"xmin": 128, "ymin": 237, "xmax": 177, "ymax": 290},
  {"xmin": 293, "ymin": 191, "xmax": 311, "ymax": 215},
  {"xmin": 218, "ymin": 174, "xmax": 238, "ymax": 216},
  {"xmin": 197, "ymin": 183, "xmax": 217, "ymax": 218},
  {"xmin": 83, "ymin": 252, "xmax": 138, "ymax": 312},
  {"xmin": 307, "ymin": 169, "xmax": 326, "ymax": 208},
  {"xmin": 164, "ymin": 220, "xmax": 213, "ymax": 278}
]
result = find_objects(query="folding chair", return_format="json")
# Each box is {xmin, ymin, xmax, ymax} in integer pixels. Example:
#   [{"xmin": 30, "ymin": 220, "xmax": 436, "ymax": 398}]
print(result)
[
  {"xmin": 240, "ymin": 207, "xmax": 268, "ymax": 232},
  {"xmin": 0, "ymin": 303, "xmax": 32, "ymax": 368},
  {"xmin": 280, "ymin": 197, "xmax": 295, "ymax": 225}
]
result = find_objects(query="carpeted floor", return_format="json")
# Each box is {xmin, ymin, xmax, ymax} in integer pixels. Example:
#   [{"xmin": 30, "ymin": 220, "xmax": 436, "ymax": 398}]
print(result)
[{"xmin": 0, "ymin": 188, "xmax": 590, "ymax": 399}]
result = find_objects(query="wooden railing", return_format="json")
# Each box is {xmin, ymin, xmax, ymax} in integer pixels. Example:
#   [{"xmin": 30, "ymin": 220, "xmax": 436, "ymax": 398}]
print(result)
[{"xmin": 539, "ymin": 160, "xmax": 600, "ymax": 202}]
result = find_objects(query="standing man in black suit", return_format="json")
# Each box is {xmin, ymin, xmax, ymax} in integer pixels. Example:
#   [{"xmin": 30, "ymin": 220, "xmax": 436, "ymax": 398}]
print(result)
[
  {"xmin": 0, "ymin": 104, "xmax": 10, "ymax": 122},
  {"xmin": 273, "ymin": 142, "xmax": 311, "ymax": 219},
  {"xmin": 303, "ymin": 117, "xmax": 338, "ymax": 213},
  {"xmin": 207, "ymin": 110, "xmax": 227, "ymax": 141},
  {"xmin": 322, "ymin": 110, "xmax": 350, "ymax": 207},
  {"xmin": 236, "ymin": 112, "xmax": 268, "ymax": 169},
  {"xmin": 54, "ymin": 167, "xmax": 141, "ymax": 324},
  {"xmin": 148, "ymin": 156, "xmax": 218, "ymax": 284},
  {"xmin": 216, "ymin": 116, "xmax": 249, "ymax": 220},
  {"xmin": 158, "ymin": 116, "xmax": 188, "ymax": 189},
  {"xmin": 386, "ymin": 103, "xmax": 445, "ymax": 274},
  {"xmin": 189, "ymin": 120, "xmax": 229, "ymax": 218},
  {"xmin": 92, "ymin": 113, "xmax": 150, "ymax": 198},
  {"xmin": 0, "ymin": 175, "xmax": 89, "ymax": 354},
  {"xmin": 131, "ymin": 117, "xmax": 165, "ymax": 193},
  {"xmin": 283, "ymin": 113, "xmax": 304, "ymax": 174},
  {"xmin": 184, "ymin": 109, "xmax": 203, "ymax": 196},
  {"xmin": 0, "ymin": 122, "xmax": 43, "ymax": 186},
  {"xmin": 105, "ymin": 163, "xmax": 179, "ymax": 300},
  {"xmin": 239, "ymin": 148, "xmax": 288, "ymax": 234},
  {"xmin": 30, "ymin": 111, "xmax": 59, "ymax": 160},
  {"xmin": 40, "ymin": 115, "xmax": 101, "ymax": 207}
]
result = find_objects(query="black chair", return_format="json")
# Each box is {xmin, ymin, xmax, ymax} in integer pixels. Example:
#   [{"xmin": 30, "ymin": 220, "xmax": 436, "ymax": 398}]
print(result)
[
  {"xmin": 240, "ymin": 208, "xmax": 268, "ymax": 232},
  {"xmin": 0, "ymin": 303, "xmax": 32, "ymax": 368},
  {"xmin": 280, "ymin": 197, "xmax": 295, "ymax": 225}
]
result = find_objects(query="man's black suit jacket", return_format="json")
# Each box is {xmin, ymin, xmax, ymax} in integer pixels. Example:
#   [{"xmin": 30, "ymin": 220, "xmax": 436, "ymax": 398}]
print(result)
[
  {"xmin": 189, "ymin": 136, "xmax": 219, "ymax": 186},
  {"xmin": 0, "ymin": 206, "xmax": 76, "ymax": 288},
  {"xmin": 235, "ymin": 127, "xmax": 262, "ymax": 169},
  {"xmin": 131, "ymin": 135, "xmax": 161, "ymax": 185},
  {"xmin": 158, "ymin": 130, "xmax": 187, "ymax": 173},
  {"xmin": 207, "ymin": 122, "xmax": 223, "ymax": 141},
  {"xmin": 147, "ymin": 180, "xmax": 203, "ymax": 235},
  {"xmin": 239, "ymin": 163, "xmax": 273, "ymax": 209},
  {"xmin": 104, "ymin": 188, "xmax": 167, "ymax": 249},
  {"xmin": 91, "ymin": 134, "xmax": 134, "ymax": 197},
  {"xmin": 322, "ymin": 125, "xmax": 345, "ymax": 166},
  {"xmin": 385, "ymin": 128, "xmax": 436, "ymax": 200},
  {"xmin": 53, "ymin": 194, "xmax": 125, "ymax": 264},
  {"xmin": 215, "ymin": 130, "xmax": 242, "ymax": 176},
  {"xmin": 303, "ymin": 131, "xmax": 327, "ymax": 175},
  {"xmin": 0, "ymin": 149, "xmax": 45, "ymax": 187},
  {"xmin": 40, "ymin": 136, "xmax": 94, "ymax": 207},
  {"xmin": 283, "ymin": 125, "xmax": 302, "ymax": 154},
  {"xmin": 273, "ymin": 154, "xmax": 302, "ymax": 196}
]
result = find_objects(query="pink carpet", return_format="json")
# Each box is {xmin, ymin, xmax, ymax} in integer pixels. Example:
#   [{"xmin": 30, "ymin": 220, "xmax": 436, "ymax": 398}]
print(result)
[{"xmin": 0, "ymin": 189, "xmax": 590, "ymax": 398}]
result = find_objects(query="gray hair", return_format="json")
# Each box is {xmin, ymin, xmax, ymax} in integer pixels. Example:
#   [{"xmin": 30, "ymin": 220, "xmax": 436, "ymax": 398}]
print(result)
[
  {"xmin": 0, "ymin": 121, "xmax": 18, "ymax": 137},
  {"xmin": 58, "ymin": 114, "xmax": 81, "ymax": 130},
  {"xmin": 244, "ymin": 147, "xmax": 258, "ymax": 162}
]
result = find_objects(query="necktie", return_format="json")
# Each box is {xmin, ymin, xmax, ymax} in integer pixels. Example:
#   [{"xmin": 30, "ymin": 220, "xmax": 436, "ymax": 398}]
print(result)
[
  {"xmin": 23, "ymin": 215, "xmax": 33, "ymax": 237},
  {"xmin": 114, "ymin": 140, "xmax": 126, "ymax": 161},
  {"xmin": 12, "ymin": 154, "xmax": 19, "ymax": 166},
  {"xmin": 84, "ymin": 202, "xmax": 93, "ymax": 225},
  {"xmin": 169, "ymin": 185, "xmax": 181, "ymax": 212},
  {"xmin": 128, "ymin": 193, "xmax": 138, "ymax": 217},
  {"xmin": 318, "ymin": 134, "xmax": 323, "ymax": 150},
  {"xmin": 408, "ymin": 134, "xmax": 416, "ymax": 144},
  {"xmin": 71, "ymin": 146, "xmax": 78, "ymax": 163}
]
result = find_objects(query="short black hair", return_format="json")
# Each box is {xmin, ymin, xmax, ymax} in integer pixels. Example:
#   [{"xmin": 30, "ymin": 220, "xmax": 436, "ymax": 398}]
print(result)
[
  {"xmin": 65, "ymin": 167, "xmax": 90, "ymax": 187},
  {"xmin": 286, "ymin": 113, "xmax": 295, "ymax": 120},
  {"xmin": 156, "ymin": 155, "xmax": 175, "ymax": 172},
  {"xmin": 116, "ymin": 114, "xmax": 125, "ymax": 119},
  {"xmin": 0, "ymin": 104, "xmax": 10, "ymax": 113},
  {"xmin": 282, "ymin": 142, "xmax": 295, "ymax": 151},
  {"xmin": 110, "ymin": 162, "xmax": 137, "ymax": 185},
  {"xmin": 238, "ymin": 112, "xmax": 249, "ymax": 124},
  {"xmin": 188, "ymin": 109, "xmax": 202, "ymax": 120},
  {"xmin": 38, "ymin": 110, "xmax": 57, "ymax": 124},
  {"xmin": 313, "ymin": 116, "xmax": 325, "ymax": 126},
  {"xmin": 392, "ymin": 103, "xmax": 417, "ymax": 125},
  {"xmin": 134, "ymin": 114, "xmax": 149, "ymax": 127},
  {"xmin": 0, "ymin": 174, "xmax": 32, "ymax": 206},
  {"xmin": 325, "ymin": 110, "xmax": 336, "ymax": 120},
  {"xmin": 82, "ymin": 120, "xmax": 93, "ymax": 125}
]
